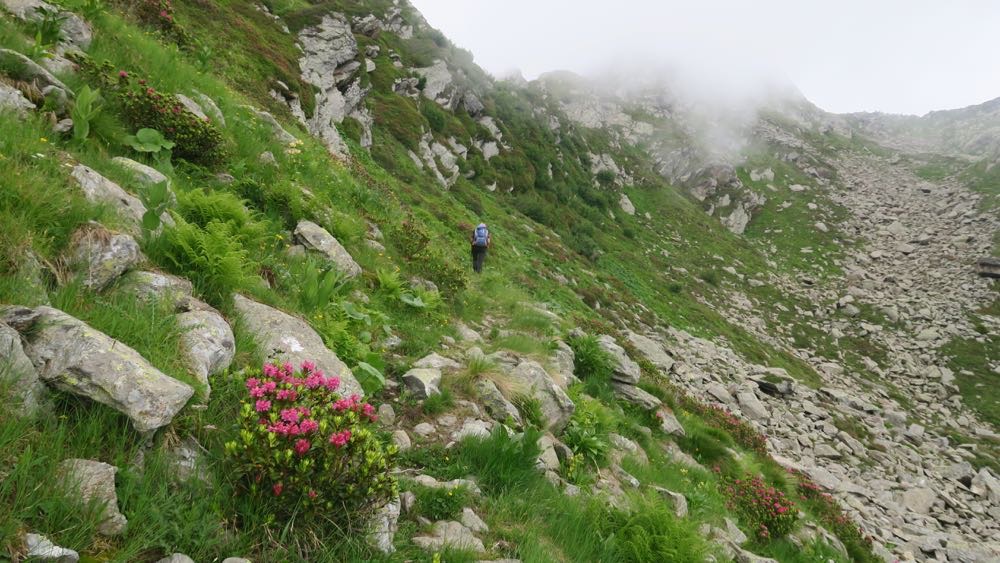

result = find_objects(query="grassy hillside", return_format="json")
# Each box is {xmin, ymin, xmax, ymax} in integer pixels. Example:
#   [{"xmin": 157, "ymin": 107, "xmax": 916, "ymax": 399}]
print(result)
[{"xmin": 5, "ymin": 0, "xmax": 988, "ymax": 561}]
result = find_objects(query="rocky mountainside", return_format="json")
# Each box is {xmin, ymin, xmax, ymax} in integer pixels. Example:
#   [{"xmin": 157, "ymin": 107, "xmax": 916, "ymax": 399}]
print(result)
[{"xmin": 0, "ymin": 1, "xmax": 998, "ymax": 562}]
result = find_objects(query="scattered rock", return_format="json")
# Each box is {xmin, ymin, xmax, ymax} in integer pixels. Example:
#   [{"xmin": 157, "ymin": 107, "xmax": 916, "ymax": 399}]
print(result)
[
  {"xmin": 59, "ymin": 459, "xmax": 127, "ymax": 536},
  {"xmin": 507, "ymin": 360, "xmax": 575, "ymax": 432},
  {"xmin": 111, "ymin": 156, "xmax": 171, "ymax": 189},
  {"xmin": 413, "ymin": 352, "xmax": 462, "ymax": 371},
  {"xmin": 370, "ymin": 496, "xmax": 400, "ymax": 554},
  {"xmin": 66, "ymin": 224, "xmax": 142, "ymax": 290},
  {"xmin": 625, "ymin": 331, "xmax": 675, "ymax": 372},
  {"xmin": 24, "ymin": 532, "xmax": 79, "ymax": 563},
  {"xmin": 596, "ymin": 335, "xmax": 641, "ymax": 384},
  {"xmin": 412, "ymin": 520, "xmax": 486, "ymax": 554},
  {"xmin": 402, "ymin": 367, "xmax": 442, "ymax": 399},
  {"xmin": 475, "ymin": 378, "xmax": 523, "ymax": 427},
  {"xmin": 293, "ymin": 220, "xmax": 361, "ymax": 277}
]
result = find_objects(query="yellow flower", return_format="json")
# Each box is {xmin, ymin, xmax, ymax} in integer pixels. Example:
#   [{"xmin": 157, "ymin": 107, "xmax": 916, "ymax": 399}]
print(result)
[{"xmin": 39, "ymin": 137, "xmax": 47, "ymax": 143}]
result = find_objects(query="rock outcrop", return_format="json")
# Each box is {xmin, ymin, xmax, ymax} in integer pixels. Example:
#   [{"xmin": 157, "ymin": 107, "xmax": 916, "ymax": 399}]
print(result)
[{"xmin": 293, "ymin": 220, "xmax": 361, "ymax": 277}]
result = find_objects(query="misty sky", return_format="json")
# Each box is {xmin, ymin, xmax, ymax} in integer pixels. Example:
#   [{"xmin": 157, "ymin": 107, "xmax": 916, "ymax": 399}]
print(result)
[{"xmin": 408, "ymin": 0, "xmax": 1000, "ymax": 116}]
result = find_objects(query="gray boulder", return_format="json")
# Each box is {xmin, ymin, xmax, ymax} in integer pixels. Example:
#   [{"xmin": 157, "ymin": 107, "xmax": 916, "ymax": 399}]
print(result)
[
  {"xmin": 297, "ymin": 13, "xmax": 359, "ymax": 155},
  {"xmin": 294, "ymin": 220, "xmax": 361, "ymax": 278},
  {"xmin": 625, "ymin": 331, "xmax": 674, "ymax": 372},
  {"xmin": 475, "ymin": 378, "xmax": 522, "ymax": 427},
  {"xmin": 736, "ymin": 391, "xmax": 769, "ymax": 421},
  {"xmin": 402, "ymin": 367, "xmax": 441, "ymax": 399},
  {"xmin": 412, "ymin": 520, "xmax": 485, "ymax": 554},
  {"xmin": 111, "ymin": 156, "xmax": 172, "ymax": 189},
  {"xmin": 0, "ymin": 321, "xmax": 46, "ymax": 412},
  {"xmin": 0, "ymin": 48, "xmax": 72, "ymax": 106},
  {"xmin": 901, "ymin": 487, "xmax": 937, "ymax": 514},
  {"xmin": 2, "ymin": 306, "xmax": 193, "ymax": 432},
  {"xmin": 414, "ymin": 352, "xmax": 461, "ymax": 371},
  {"xmin": 24, "ymin": 533, "xmax": 79, "ymax": 562},
  {"xmin": 370, "ymin": 496, "xmax": 401, "ymax": 554},
  {"xmin": 656, "ymin": 408, "xmax": 685, "ymax": 436},
  {"xmin": 70, "ymin": 165, "xmax": 173, "ymax": 233},
  {"xmin": 597, "ymin": 335, "xmax": 641, "ymax": 384},
  {"xmin": 156, "ymin": 555, "xmax": 195, "ymax": 563},
  {"xmin": 59, "ymin": 459, "xmax": 127, "ymax": 536},
  {"xmin": 66, "ymin": 224, "xmax": 142, "ymax": 291},
  {"xmin": 1, "ymin": 0, "xmax": 91, "ymax": 51},
  {"xmin": 233, "ymin": 295, "xmax": 362, "ymax": 396},
  {"xmin": 548, "ymin": 340, "xmax": 577, "ymax": 388},
  {"xmin": 611, "ymin": 381, "xmax": 662, "ymax": 410},
  {"xmin": 177, "ymin": 309, "xmax": 235, "ymax": 393},
  {"xmin": 508, "ymin": 361, "xmax": 575, "ymax": 433},
  {"xmin": 651, "ymin": 485, "xmax": 688, "ymax": 517},
  {"xmin": 118, "ymin": 270, "xmax": 195, "ymax": 310},
  {"xmin": 166, "ymin": 435, "xmax": 208, "ymax": 484},
  {"xmin": 0, "ymin": 82, "xmax": 35, "ymax": 115},
  {"xmin": 175, "ymin": 93, "xmax": 208, "ymax": 121},
  {"xmin": 247, "ymin": 107, "xmax": 297, "ymax": 145}
]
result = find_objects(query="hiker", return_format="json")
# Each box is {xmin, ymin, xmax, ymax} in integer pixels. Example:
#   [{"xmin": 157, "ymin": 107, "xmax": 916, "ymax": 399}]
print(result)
[{"xmin": 470, "ymin": 222, "xmax": 491, "ymax": 273}]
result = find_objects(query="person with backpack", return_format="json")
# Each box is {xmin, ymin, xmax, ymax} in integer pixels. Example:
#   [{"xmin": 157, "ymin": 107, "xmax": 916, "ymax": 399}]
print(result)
[{"xmin": 470, "ymin": 223, "xmax": 491, "ymax": 273}]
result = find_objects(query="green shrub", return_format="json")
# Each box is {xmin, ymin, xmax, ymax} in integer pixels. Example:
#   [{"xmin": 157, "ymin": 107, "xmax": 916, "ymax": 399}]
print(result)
[
  {"xmin": 410, "ymin": 484, "xmax": 469, "ymax": 521},
  {"xmin": 720, "ymin": 472, "xmax": 799, "ymax": 540},
  {"xmin": 568, "ymin": 335, "xmax": 614, "ymax": 382},
  {"xmin": 76, "ymin": 57, "xmax": 224, "ymax": 164},
  {"xmin": 224, "ymin": 362, "xmax": 397, "ymax": 526},
  {"xmin": 152, "ymin": 216, "xmax": 256, "ymax": 306}
]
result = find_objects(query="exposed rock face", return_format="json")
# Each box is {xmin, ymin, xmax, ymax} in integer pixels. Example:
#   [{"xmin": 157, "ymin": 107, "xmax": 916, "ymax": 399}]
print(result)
[
  {"xmin": 297, "ymin": 14, "xmax": 373, "ymax": 153},
  {"xmin": 507, "ymin": 360, "xmax": 575, "ymax": 432},
  {"xmin": 625, "ymin": 331, "xmax": 674, "ymax": 372},
  {"xmin": 2, "ymin": 306, "xmax": 193, "ymax": 432},
  {"xmin": 293, "ymin": 220, "xmax": 361, "ymax": 277},
  {"xmin": 66, "ymin": 225, "xmax": 142, "ymax": 290},
  {"xmin": 59, "ymin": 459, "xmax": 127, "ymax": 536},
  {"xmin": 412, "ymin": 520, "xmax": 486, "ymax": 554},
  {"xmin": 416, "ymin": 60, "xmax": 459, "ymax": 110},
  {"xmin": 0, "ymin": 321, "xmax": 46, "ymax": 412},
  {"xmin": 475, "ymin": 378, "xmax": 522, "ymax": 427},
  {"xmin": 232, "ymin": 295, "xmax": 363, "ymax": 396}
]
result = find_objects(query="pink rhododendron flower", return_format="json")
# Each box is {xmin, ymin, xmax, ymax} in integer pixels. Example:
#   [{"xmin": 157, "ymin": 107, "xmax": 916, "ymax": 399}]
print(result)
[
  {"xmin": 301, "ymin": 360, "xmax": 316, "ymax": 372},
  {"xmin": 294, "ymin": 439, "xmax": 311, "ymax": 456},
  {"xmin": 255, "ymin": 400, "xmax": 271, "ymax": 412},
  {"xmin": 300, "ymin": 419, "xmax": 319, "ymax": 433},
  {"xmin": 272, "ymin": 483, "xmax": 283, "ymax": 496},
  {"xmin": 118, "ymin": 70, "xmax": 128, "ymax": 78},
  {"xmin": 329, "ymin": 429, "xmax": 351, "ymax": 448}
]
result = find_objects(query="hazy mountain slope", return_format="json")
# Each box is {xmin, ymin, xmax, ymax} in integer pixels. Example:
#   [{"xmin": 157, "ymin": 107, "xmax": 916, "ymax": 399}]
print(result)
[{"xmin": 0, "ymin": 0, "xmax": 997, "ymax": 562}]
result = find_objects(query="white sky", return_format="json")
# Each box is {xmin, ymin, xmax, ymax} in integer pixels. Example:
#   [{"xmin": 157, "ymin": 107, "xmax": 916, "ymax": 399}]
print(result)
[{"xmin": 407, "ymin": 0, "xmax": 1000, "ymax": 116}]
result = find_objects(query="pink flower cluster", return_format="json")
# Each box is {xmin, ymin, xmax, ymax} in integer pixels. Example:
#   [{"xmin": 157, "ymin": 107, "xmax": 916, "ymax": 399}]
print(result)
[
  {"xmin": 329, "ymin": 429, "xmax": 352, "ymax": 448},
  {"xmin": 721, "ymin": 473, "xmax": 798, "ymax": 539}
]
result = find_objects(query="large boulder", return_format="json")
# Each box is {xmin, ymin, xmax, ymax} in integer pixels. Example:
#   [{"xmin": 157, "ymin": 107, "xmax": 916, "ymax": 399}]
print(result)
[
  {"xmin": 0, "ymin": 48, "xmax": 72, "ymax": 101},
  {"xmin": 1, "ymin": 0, "xmax": 92, "ymax": 51},
  {"xmin": 1, "ymin": 306, "xmax": 193, "ymax": 432},
  {"xmin": 118, "ymin": 270, "xmax": 195, "ymax": 309},
  {"xmin": 611, "ymin": 380, "xmax": 661, "ymax": 410},
  {"xmin": 293, "ymin": 220, "xmax": 361, "ymax": 278},
  {"xmin": 177, "ymin": 309, "xmax": 235, "ymax": 393},
  {"xmin": 507, "ymin": 361, "xmax": 575, "ymax": 433},
  {"xmin": 232, "ymin": 295, "xmax": 362, "ymax": 396},
  {"xmin": 625, "ymin": 331, "xmax": 674, "ymax": 372},
  {"xmin": 597, "ymin": 335, "xmax": 641, "ymax": 384},
  {"xmin": 111, "ymin": 156, "xmax": 172, "ymax": 189},
  {"xmin": 0, "ymin": 321, "xmax": 46, "ymax": 412},
  {"xmin": 547, "ymin": 340, "xmax": 577, "ymax": 388},
  {"xmin": 59, "ymin": 459, "xmax": 127, "ymax": 536},
  {"xmin": 70, "ymin": 165, "xmax": 173, "ymax": 233},
  {"xmin": 66, "ymin": 224, "xmax": 142, "ymax": 290}
]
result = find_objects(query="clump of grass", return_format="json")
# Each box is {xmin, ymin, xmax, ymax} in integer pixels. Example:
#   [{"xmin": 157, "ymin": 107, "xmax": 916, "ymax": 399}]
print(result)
[
  {"xmin": 408, "ymin": 483, "xmax": 470, "ymax": 521},
  {"xmin": 422, "ymin": 388, "xmax": 454, "ymax": 416},
  {"xmin": 511, "ymin": 394, "xmax": 544, "ymax": 428},
  {"xmin": 453, "ymin": 426, "xmax": 543, "ymax": 495},
  {"xmin": 568, "ymin": 334, "xmax": 614, "ymax": 383}
]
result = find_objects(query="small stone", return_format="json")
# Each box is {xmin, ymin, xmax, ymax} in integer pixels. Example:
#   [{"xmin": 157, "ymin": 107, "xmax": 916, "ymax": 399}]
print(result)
[
  {"xmin": 378, "ymin": 403, "xmax": 396, "ymax": 426},
  {"xmin": 392, "ymin": 430, "xmax": 411, "ymax": 450},
  {"xmin": 461, "ymin": 507, "xmax": 489, "ymax": 533},
  {"xmin": 413, "ymin": 422, "xmax": 436, "ymax": 437},
  {"xmin": 403, "ymin": 368, "xmax": 442, "ymax": 399},
  {"xmin": 25, "ymin": 533, "xmax": 79, "ymax": 562}
]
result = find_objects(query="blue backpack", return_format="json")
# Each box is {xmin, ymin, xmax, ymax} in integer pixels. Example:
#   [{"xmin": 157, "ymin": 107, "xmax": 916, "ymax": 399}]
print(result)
[{"xmin": 473, "ymin": 225, "xmax": 489, "ymax": 247}]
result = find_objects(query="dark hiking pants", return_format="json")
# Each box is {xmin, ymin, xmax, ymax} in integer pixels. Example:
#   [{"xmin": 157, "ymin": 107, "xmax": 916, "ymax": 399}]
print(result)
[{"xmin": 471, "ymin": 245, "xmax": 488, "ymax": 273}]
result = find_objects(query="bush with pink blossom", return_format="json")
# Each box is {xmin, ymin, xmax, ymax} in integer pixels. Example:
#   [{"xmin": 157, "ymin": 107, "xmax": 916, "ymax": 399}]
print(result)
[
  {"xmin": 719, "ymin": 472, "xmax": 799, "ymax": 540},
  {"xmin": 225, "ymin": 361, "xmax": 397, "ymax": 522}
]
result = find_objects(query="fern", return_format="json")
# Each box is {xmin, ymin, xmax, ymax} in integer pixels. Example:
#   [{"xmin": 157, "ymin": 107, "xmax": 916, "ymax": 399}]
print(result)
[{"xmin": 157, "ymin": 217, "xmax": 255, "ymax": 306}]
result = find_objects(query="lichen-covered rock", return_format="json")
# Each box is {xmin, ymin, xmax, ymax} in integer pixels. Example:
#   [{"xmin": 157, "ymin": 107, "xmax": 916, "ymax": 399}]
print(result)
[
  {"xmin": 293, "ymin": 220, "xmax": 361, "ymax": 277},
  {"xmin": 59, "ymin": 459, "xmax": 127, "ymax": 536},
  {"xmin": 111, "ymin": 156, "xmax": 172, "ymax": 189},
  {"xmin": 412, "ymin": 520, "xmax": 485, "ymax": 554},
  {"xmin": 233, "ymin": 295, "xmax": 362, "ymax": 396},
  {"xmin": 1, "ymin": 306, "xmax": 193, "ymax": 432},
  {"xmin": 177, "ymin": 309, "xmax": 234, "ymax": 393},
  {"xmin": 70, "ymin": 165, "xmax": 173, "ymax": 233},
  {"xmin": 507, "ymin": 361, "xmax": 574, "ymax": 433},
  {"xmin": 370, "ymin": 495, "xmax": 401, "ymax": 554},
  {"xmin": 118, "ymin": 270, "xmax": 195, "ymax": 309},
  {"xmin": 66, "ymin": 224, "xmax": 142, "ymax": 291},
  {"xmin": 597, "ymin": 335, "xmax": 641, "ymax": 384},
  {"xmin": 0, "ymin": 321, "xmax": 46, "ymax": 412}
]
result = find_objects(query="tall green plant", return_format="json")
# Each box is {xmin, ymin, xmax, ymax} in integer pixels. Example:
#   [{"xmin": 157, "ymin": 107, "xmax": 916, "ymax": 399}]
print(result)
[{"xmin": 70, "ymin": 86, "xmax": 104, "ymax": 142}]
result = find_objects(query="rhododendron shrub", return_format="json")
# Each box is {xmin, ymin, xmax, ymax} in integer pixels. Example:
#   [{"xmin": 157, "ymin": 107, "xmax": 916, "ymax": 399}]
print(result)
[
  {"xmin": 719, "ymin": 472, "xmax": 799, "ymax": 540},
  {"xmin": 225, "ymin": 361, "xmax": 397, "ymax": 521}
]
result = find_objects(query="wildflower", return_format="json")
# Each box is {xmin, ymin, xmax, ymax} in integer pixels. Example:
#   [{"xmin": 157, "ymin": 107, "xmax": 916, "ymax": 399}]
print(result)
[
  {"xmin": 294, "ymin": 439, "xmax": 311, "ymax": 456},
  {"xmin": 255, "ymin": 399, "xmax": 272, "ymax": 412},
  {"xmin": 272, "ymin": 482, "xmax": 283, "ymax": 496},
  {"xmin": 118, "ymin": 70, "xmax": 128, "ymax": 78},
  {"xmin": 329, "ymin": 429, "xmax": 352, "ymax": 448},
  {"xmin": 308, "ymin": 489, "xmax": 318, "ymax": 499}
]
